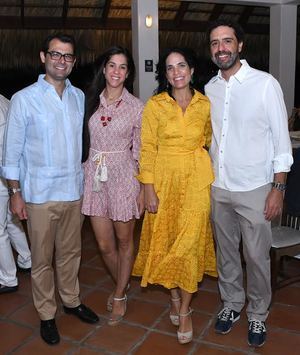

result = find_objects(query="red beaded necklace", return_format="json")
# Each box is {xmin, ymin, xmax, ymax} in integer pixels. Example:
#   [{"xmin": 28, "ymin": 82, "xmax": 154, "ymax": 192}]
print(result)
[{"xmin": 99, "ymin": 99, "xmax": 122, "ymax": 127}]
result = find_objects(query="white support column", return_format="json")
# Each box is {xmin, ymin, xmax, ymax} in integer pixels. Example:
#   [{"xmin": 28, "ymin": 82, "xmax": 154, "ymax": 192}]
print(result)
[
  {"xmin": 131, "ymin": 0, "xmax": 159, "ymax": 103},
  {"xmin": 269, "ymin": 4, "xmax": 297, "ymax": 116}
]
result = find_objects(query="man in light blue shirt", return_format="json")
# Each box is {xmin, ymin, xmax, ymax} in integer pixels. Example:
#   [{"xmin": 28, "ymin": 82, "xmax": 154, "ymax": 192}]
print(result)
[{"xmin": 1, "ymin": 33, "xmax": 99, "ymax": 345}]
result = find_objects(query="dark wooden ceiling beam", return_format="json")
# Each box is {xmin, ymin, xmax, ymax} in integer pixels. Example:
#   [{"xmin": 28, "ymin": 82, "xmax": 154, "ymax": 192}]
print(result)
[
  {"xmin": 239, "ymin": 6, "xmax": 254, "ymax": 27},
  {"xmin": 62, "ymin": 0, "xmax": 69, "ymax": 27},
  {"xmin": 0, "ymin": 16, "xmax": 271, "ymax": 35},
  {"xmin": 160, "ymin": 19, "xmax": 269, "ymax": 35},
  {"xmin": 0, "ymin": 17, "xmax": 130, "ymax": 30},
  {"xmin": 102, "ymin": 0, "xmax": 112, "ymax": 24},
  {"xmin": 21, "ymin": 0, "xmax": 24, "ymax": 28},
  {"xmin": 174, "ymin": 2, "xmax": 189, "ymax": 27},
  {"xmin": 209, "ymin": 4, "xmax": 225, "ymax": 21}
]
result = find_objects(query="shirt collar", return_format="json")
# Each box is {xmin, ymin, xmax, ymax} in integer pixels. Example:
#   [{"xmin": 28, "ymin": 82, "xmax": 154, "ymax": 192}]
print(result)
[
  {"xmin": 100, "ymin": 87, "xmax": 133, "ymax": 106},
  {"xmin": 213, "ymin": 59, "xmax": 250, "ymax": 84},
  {"xmin": 155, "ymin": 90, "xmax": 207, "ymax": 105},
  {"xmin": 38, "ymin": 74, "xmax": 71, "ymax": 92},
  {"xmin": 231, "ymin": 59, "xmax": 249, "ymax": 83}
]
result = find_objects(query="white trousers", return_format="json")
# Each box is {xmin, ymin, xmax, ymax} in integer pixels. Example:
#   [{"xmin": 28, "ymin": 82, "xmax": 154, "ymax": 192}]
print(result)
[{"xmin": 0, "ymin": 194, "xmax": 31, "ymax": 286}]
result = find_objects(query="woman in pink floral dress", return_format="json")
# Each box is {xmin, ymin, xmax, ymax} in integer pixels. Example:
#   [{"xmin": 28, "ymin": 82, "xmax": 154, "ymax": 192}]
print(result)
[{"xmin": 82, "ymin": 46, "xmax": 144, "ymax": 325}]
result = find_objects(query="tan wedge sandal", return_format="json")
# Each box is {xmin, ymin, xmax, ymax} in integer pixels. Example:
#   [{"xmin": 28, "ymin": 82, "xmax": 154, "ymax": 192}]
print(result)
[
  {"xmin": 107, "ymin": 295, "xmax": 127, "ymax": 326},
  {"xmin": 169, "ymin": 297, "xmax": 181, "ymax": 326},
  {"xmin": 107, "ymin": 283, "xmax": 130, "ymax": 312},
  {"xmin": 177, "ymin": 308, "xmax": 193, "ymax": 344}
]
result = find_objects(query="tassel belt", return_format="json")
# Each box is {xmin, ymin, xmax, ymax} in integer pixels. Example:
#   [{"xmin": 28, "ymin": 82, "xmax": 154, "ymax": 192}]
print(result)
[{"xmin": 90, "ymin": 148, "xmax": 126, "ymax": 191}]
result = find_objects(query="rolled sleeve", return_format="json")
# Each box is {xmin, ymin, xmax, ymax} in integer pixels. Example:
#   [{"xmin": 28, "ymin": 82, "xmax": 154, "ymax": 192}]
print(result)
[
  {"xmin": 265, "ymin": 77, "xmax": 293, "ymax": 174},
  {"xmin": 0, "ymin": 166, "xmax": 20, "ymax": 180},
  {"xmin": 137, "ymin": 99, "xmax": 158, "ymax": 184},
  {"xmin": 273, "ymin": 153, "xmax": 294, "ymax": 174},
  {"xmin": 136, "ymin": 171, "xmax": 155, "ymax": 184}
]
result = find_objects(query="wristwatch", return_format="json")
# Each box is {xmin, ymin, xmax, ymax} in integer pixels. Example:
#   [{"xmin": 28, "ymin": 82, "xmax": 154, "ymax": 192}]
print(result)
[
  {"xmin": 8, "ymin": 187, "xmax": 21, "ymax": 197},
  {"xmin": 272, "ymin": 182, "xmax": 287, "ymax": 192}
]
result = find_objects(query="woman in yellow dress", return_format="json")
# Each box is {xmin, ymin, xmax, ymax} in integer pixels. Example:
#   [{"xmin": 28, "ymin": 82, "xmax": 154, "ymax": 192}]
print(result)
[{"xmin": 133, "ymin": 48, "xmax": 217, "ymax": 344}]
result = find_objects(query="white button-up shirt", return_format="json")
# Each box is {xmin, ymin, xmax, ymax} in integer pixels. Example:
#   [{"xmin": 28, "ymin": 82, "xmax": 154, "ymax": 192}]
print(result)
[
  {"xmin": 205, "ymin": 60, "xmax": 293, "ymax": 192},
  {"xmin": 0, "ymin": 94, "xmax": 9, "ymax": 196}
]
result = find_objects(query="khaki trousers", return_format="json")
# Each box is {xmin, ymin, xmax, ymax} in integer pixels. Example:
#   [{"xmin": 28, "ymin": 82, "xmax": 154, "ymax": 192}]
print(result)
[
  {"xmin": 211, "ymin": 184, "xmax": 272, "ymax": 321},
  {"xmin": 26, "ymin": 200, "xmax": 82, "ymax": 320}
]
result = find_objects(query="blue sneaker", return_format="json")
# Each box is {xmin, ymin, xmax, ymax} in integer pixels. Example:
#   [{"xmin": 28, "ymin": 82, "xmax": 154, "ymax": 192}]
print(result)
[
  {"xmin": 215, "ymin": 307, "xmax": 240, "ymax": 334},
  {"xmin": 248, "ymin": 319, "xmax": 266, "ymax": 347}
]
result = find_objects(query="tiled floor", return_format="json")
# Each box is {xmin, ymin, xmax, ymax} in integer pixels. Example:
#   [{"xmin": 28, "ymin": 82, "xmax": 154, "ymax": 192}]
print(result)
[{"xmin": 1, "ymin": 219, "xmax": 300, "ymax": 354}]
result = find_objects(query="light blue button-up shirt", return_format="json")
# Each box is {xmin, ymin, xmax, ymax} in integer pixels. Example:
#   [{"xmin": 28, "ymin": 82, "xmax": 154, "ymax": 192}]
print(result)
[{"xmin": 1, "ymin": 74, "xmax": 84, "ymax": 203}]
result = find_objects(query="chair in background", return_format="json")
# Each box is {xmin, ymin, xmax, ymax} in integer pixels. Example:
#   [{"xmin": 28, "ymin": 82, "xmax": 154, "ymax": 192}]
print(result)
[
  {"xmin": 270, "ymin": 148, "xmax": 300, "ymax": 292},
  {"xmin": 271, "ymin": 224, "xmax": 300, "ymax": 291}
]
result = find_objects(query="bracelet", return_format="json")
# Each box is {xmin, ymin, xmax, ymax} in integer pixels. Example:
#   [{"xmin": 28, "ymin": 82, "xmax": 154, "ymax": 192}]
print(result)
[{"xmin": 272, "ymin": 182, "xmax": 286, "ymax": 191}]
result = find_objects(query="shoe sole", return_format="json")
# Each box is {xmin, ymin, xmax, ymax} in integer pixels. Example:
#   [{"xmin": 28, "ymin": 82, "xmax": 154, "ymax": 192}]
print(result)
[
  {"xmin": 248, "ymin": 340, "xmax": 265, "ymax": 348},
  {"xmin": 41, "ymin": 336, "xmax": 60, "ymax": 345},
  {"xmin": 107, "ymin": 315, "xmax": 123, "ymax": 326},
  {"xmin": 215, "ymin": 315, "xmax": 241, "ymax": 335},
  {"xmin": 0, "ymin": 287, "xmax": 18, "ymax": 294}
]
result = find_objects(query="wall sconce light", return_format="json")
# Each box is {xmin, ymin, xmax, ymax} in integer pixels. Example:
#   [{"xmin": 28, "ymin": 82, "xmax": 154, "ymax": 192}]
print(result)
[{"xmin": 145, "ymin": 15, "xmax": 153, "ymax": 28}]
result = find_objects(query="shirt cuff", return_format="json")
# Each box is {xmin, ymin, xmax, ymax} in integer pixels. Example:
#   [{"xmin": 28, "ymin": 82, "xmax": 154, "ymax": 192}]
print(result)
[
  {"xmin": 0, "ymin": 166, "xmax": 20, "ymax": 180},
  {"xmin": 136, "ymin": 171, "xmax": 154, "ymax": 184},
  {"xmin": 273, "ymin": 153, "xmax": 294, "ymax": 173}
]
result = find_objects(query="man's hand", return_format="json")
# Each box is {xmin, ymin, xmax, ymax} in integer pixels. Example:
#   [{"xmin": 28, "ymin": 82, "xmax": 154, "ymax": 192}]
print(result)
[
  {"xmin": 144, "ymin": 184, "xmax": 159, "ymax": 214},
  {"xmin": 264, "ymin": 189, "xmax": 283, "ymax": 221},
  {"xmin": 10, "ymin": 193, "xmax": 27, "ymax": 220}
]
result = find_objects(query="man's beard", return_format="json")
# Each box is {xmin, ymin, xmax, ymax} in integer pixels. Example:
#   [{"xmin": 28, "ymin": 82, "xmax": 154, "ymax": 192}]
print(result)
[{"xmin": 212, "ymin": 51, "xmax": 239, "ymax": 70}]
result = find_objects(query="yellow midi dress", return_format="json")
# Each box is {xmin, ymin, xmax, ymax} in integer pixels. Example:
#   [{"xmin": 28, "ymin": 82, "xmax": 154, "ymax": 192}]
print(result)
[{"xmin": 133, "ymin": 91, "xmax": 217, "ymax": 293}]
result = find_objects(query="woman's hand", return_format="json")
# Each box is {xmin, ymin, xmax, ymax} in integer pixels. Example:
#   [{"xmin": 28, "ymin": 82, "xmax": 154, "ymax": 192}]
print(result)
[
  {"xmin": 144, "ymin": 184, "xmax": 159, "ymax": 213},
  {"xmin": 137, "ymin": 184, "xmax": 145, "ymax": 215}
]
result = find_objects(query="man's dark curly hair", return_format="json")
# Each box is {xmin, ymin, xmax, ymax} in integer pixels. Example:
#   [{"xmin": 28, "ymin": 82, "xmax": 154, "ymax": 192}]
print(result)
[{"xmin": 207, "ymin": 19, "xmax": 245, "ymax": 43}]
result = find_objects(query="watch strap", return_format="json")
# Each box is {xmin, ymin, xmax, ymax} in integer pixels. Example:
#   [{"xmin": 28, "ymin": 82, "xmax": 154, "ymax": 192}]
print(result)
[
  {"xmin": 272, "ymin": 182, "xmax": 286, "ymax": 191},
  {"xmin": 8, "ymin": 187, "xmax": 21, "ymax": 196}
]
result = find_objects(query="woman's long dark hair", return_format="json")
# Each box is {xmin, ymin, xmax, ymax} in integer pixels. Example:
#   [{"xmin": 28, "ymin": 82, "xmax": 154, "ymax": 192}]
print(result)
[
  {"xmin": 155, "ymin": 47, "xmax": 202, "ymax": 96},
  {"xmin": 82, "ymin": 46, "xmax": 136, "ymax": 162}
]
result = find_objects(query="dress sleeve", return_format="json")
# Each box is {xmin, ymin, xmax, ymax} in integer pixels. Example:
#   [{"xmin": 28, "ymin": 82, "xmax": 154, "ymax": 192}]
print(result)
[
  {"xmin": 136, "ymin": 98, "xmax": 158, "ymax": 184},
  {"xmin": 132, "ymin": 102, "xmax": 144, "ymax": 162},
  {"xmin": 204, "ymin": 110, "xmax": 212, "ymax": 148}
]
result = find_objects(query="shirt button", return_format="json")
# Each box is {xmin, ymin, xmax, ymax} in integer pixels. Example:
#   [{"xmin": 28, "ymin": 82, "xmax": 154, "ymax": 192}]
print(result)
[{"xmin": 225, "ymin": 102, "xmax": 228, "ymax": 104}]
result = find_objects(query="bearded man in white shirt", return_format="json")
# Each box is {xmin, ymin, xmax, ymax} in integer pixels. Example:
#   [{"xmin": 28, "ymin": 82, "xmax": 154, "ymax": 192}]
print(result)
[{"xmin": 205, "ymin": 19, "xmax": 293, "ymax": 348}]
